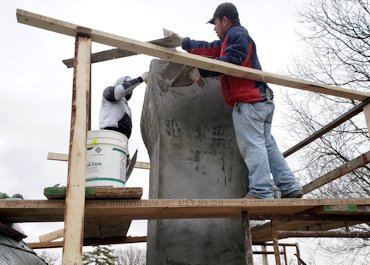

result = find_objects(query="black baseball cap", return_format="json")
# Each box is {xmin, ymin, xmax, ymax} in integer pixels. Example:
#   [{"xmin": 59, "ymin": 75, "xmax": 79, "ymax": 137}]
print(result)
[{"xmin": 207, "ymin": 2, "xmax": 239, "ymax": 24}]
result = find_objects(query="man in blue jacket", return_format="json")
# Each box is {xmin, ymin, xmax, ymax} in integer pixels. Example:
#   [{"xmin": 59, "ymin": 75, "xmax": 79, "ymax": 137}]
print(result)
[{"xmin": 181, "ymin": 2, "xmax": 302, "ymax": 199}]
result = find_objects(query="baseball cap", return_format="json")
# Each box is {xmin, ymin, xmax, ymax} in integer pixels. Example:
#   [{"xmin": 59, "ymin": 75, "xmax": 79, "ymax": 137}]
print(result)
[{"xmin": 207, "ymin": 2, "xmax": 239, "ymax": 24}]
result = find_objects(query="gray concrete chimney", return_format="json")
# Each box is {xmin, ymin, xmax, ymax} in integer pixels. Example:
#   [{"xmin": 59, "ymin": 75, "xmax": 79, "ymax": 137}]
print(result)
[{"xmin": 141, "ymin": 59, "xmax": 247, "ymax": 265}]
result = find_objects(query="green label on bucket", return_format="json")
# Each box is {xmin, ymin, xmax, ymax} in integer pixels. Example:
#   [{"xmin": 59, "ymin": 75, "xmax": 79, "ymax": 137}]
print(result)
[
  {"xmin": 95, "ymin": 146, "xmax": 102, "ymax": 153},
  {"xmin": 112, "ymin": 147, "xmax": 126, "ymax": 155},
  {"xmin": 86, "ymin": 177, "xmax": 125, "ymax": 184}
]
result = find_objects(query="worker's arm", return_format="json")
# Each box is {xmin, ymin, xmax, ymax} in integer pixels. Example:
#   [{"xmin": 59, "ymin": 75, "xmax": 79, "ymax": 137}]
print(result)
[{"xmin": 103, "ymin": 72, "xmax": 148, "ymax": 102}]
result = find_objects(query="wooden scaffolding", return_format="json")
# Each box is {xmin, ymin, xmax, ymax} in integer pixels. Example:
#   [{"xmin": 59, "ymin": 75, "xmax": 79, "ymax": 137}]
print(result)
[{"xmin": 1, "ymin": 9, "xmax": 370, "ymax": 265}]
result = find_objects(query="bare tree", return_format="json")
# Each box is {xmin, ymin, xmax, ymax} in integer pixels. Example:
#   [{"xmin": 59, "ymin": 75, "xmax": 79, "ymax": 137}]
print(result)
[
  {"xmin": 285, "ymin": 0, "xmax": 370, "ymax": 196},
  {"xmin": 37, "ymin": 250, "xmax": 60, "ymax": 265},
  {"xmin": 282, "ymin": 0, "xmax": 370, "ymax": 264},
  {"xmin": 116, "ymin": 246, "xmax": 146, "ymax": 265}
]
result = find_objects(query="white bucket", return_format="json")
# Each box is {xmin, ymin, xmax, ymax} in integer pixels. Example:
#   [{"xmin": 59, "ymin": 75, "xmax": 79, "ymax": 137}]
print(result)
[{"xmin": 86, "ymin": 130, "xmax": 128, "ymax": 187}]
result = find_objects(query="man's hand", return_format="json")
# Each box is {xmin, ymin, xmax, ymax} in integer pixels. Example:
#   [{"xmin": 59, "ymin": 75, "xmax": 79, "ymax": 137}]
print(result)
[
  {"xmin": 140, "ymin": 72, "xmax": 149, "ymax": 83},
  {"xmin": 189, "ymin": 68, "xmax": 201, "ymax": 82},
  {"xmin": 189, "ymin": 68, "xmax": 205, "ymax": 87},
  {"xmin": 163, "ymin": 28, "xmax": 183, "ymax": 42}
]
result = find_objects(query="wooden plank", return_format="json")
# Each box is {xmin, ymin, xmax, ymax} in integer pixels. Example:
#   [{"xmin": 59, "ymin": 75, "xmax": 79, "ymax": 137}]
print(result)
[
  {"xmin": 62, "ymin": 36, "xmax": 181, "ymax": 68},
  {"xmin": 39, "ymin": 228, "xmax": 64, "ymax": 242},
  {"xmin": 364, "ymin": 103, "xmax": 370, "ymax": 137},
  {"xmin": 251, "ymin": 219, "xmax": 363, "ymax": 243},
  {"xmin": 312, "ymin": 205, "xmax": 370, "ymax": 215},
  {"xmin": 277, "ymin": 230, "xmax": 370, "ymax": 238},
  {"xmin": 283, "ymin": 98, "xmax": 370, "ymax": 157},
  {"xmin": 1, "ymin": 198, "xmax": 370, "ymax": 223},
  {"xmin": 44, "ymin": 186, "xmax": 143, "ymax": 200},
  {"xmin": 27, "ymin": 236, "xmax": 147, "ymax": 249},
  {"xmin": 302, "ymin": 151, "xmax": 370, "ymax": 194},
  {"xmin": 62, "ymin": 34, "xmax": 91, "ymax": 265},
  {"xmin": 16, "ymin": 9, "xmax": 370, "ymax": 101},
  {"xmin": 47, "ymin": 152, "xmax": 150, "ymax": 169},
  {"xmin": 242, "ymin": 211, "xmax": 254, "ymax": 264},
  {"xmin": 48, "ymin": 152, "xmax": 68, "ymax": 161},
  {"xmin": 134, "ymin": 161, "xmax": 150, "ymax": 170}
]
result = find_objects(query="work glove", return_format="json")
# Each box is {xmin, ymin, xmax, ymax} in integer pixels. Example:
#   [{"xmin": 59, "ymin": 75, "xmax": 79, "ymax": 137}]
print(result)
[
  {"xmin": 140, "ymin": 72, "xmax": 149, "ymax": 83},
  {"xmin": 189, "ymin": 68, "xmax": 205, "ymax": 87},
  {"xmin": 163, "ymin": 28, "xmax": 183, "ymax": 42}
]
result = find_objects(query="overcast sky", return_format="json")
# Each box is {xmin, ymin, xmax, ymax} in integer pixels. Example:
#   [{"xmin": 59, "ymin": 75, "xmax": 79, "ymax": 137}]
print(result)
[{"xmin": 0, "ymin": 0, "xmax": 337, "ymax": 263}]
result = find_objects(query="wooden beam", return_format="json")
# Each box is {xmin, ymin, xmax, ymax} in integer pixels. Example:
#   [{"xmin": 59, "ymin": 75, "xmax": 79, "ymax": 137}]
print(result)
[
  {"xmin": 283, "ymin": 98, "xmax": 370, "ymax": 157},
  {"xmin": 364, "ymin": 103, "xmax": 370, "ymax": 138},
  {"xmin": 48, "ymin": 152, "xmax": 68, "ymax": 161},
  {"xmin": 302, "ymin": 151, "xmax": 370, "ymax": 194},
  {"xmin": 39, "ymin": 228, "xmax": 64, "ymax": 242},
  {"xmin": 62, "ymin": 33, "xmax": 91, "ymax": 265},
  {"xmin": 47, "ymin": 152, "xmax": 150, "ymax": 169},
  {"xmin": 276, "ymin": 230, "xmax": 370, "ymax": 238},
  {"xmin": 16, "ymin": 9, "xmax": 370, "ymax": 101},
  {"xmin": 28, "ymin": 236, "xmax": 147, "ymax": 249},
  {"xmin": 251, "ymin": 219, "xmax": 364, "ymax": 243},
  {"xmin": 242, "ymin": 211, "xmax": 254, "ymax": 265},
  {"xmin": 62, "ymin": 36, "xmax": 181, "ymax": 68},
  {"xmin": 1, "ymin": 198, "xmax": 370, "ymax": 223}
]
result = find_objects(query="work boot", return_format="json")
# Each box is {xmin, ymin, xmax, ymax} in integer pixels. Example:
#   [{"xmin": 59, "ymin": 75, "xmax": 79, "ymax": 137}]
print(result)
[
  {"xmin": 243, "ymin": 193, "xmax": 273, "ymax": 199},
  {"xmin": 281, "ymin": 190, "xmax": 303, "ymax": 199},
  {"xmin": 243, "ymin": 193, "xmax": 260, "ymax": 199}
]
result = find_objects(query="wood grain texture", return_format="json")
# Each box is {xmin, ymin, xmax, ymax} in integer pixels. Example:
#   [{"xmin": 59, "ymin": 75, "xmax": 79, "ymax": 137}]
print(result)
[
  {"xmin": 39, "ymin": 228, "xmax": 64, "ymax": 242},
  {"xmin": 1, "ymin": 198, "xmax": 370, "ymax": 222},
  {"xmin": 302, "ymin": 151, "xmax": 370, "ymax": 194},
  {"xmin": 62, "ymin": 35, "xmax": 91, "ymax": 265},
  {"xmin": 27, "ymin": 236, "xmax": 147, "ymax": 249},
  {"xmin": 47, "ymin": 152, "xmax": 150, "ymax": 169},
  {"xmin": 16, "ymin": 9, "xmax": 370, "ymax": 100},
  {"xmin": 63, "ymin": 36, "xmax": 181, "ymax": 68}
]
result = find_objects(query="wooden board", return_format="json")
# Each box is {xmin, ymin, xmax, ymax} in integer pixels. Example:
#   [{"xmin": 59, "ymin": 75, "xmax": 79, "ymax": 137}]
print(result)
[
  {"xmin": 2, "ymin": 198, "xmax": 369, "ymax": 244},
  {"xmin": 62, "ymin": 34, "xmax": 91, "ymax": 264},
  {"xmin": 302, "ymin": 151, "xmax": 370, "ymax": 194},
  {"xmin": 251, "ymin": 219, "xmax": 364, "ymax": 243},
  {"xmin": 62, "ymin": 36, "xmax": 181, "ymax": 68},
  {"xmin": 44, "ymin": 186, "xmax": 143, "ymax": 200},
  {"xmin": 39, "ymin": 228, "xmax": 64, "ymax": 242},
  {"xmin": 16, "ymin": 9, "xmax": 370, "ymax": 101},
  {"xmin": 27, "ymin": 236, "xmax": 147, "ymax": 249},
  {"xmin": 47, "ymin": 152, "xmax": 150, "ymax": 169},
  {"xmin": 1, "ymin": 198, "xmax": 370, "ymax": 223},
  {"xmin": 283, "ymin": 98, "xmax": 370, "ymax": 157}
]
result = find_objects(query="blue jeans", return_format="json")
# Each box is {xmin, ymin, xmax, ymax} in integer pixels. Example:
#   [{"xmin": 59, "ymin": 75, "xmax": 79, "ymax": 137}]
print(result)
[{"xmin": 232, "ymin": 101, "xmax": 301, "ymax": 198}]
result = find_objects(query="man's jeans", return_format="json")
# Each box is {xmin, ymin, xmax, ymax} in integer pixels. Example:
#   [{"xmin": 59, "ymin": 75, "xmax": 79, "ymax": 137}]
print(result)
[{"xmin": 232, "ymin": 101, "xmax": 301, "ymax": 198}]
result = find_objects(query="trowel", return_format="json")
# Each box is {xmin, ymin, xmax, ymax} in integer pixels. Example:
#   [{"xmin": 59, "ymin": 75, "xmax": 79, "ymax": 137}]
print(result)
[
  {"xmin": 126, "ymin": 149, "xmax": 138, "ymax": 182},
  {"xmin": 171, "ymin": 65, "xmax": 205, "ymax": 87},
  {"xmin": 163, "ymin": 28, "xmax": 205, "ymax": 88}
]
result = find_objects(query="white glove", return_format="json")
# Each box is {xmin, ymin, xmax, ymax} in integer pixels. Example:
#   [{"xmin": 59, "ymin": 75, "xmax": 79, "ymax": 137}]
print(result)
[
  {"xmin": 189, "ymin": 68, "xmax": 201, "ymax": 82},
  {"xmin": 163, "ymin": 28, "xmax": 183, "ymax": 42},
  {"xmin": 140, "ymin": 72, "xmax": 149, "ymax": 83},
  {"xmin": 189, "ymin": 68, "xmax": 205, "ymax": 87}
]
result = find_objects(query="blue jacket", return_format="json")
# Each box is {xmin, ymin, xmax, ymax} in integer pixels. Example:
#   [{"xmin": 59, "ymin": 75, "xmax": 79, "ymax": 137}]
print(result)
[{"xmin": 182, "ymin": 25, "xmax": 273, "ymax": 106}]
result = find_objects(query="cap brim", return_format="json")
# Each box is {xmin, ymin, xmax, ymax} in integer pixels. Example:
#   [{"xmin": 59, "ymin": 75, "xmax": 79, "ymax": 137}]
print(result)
[{"xmin": 207, "ymin": 17, "xmax": 215, "ymax": 24}]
